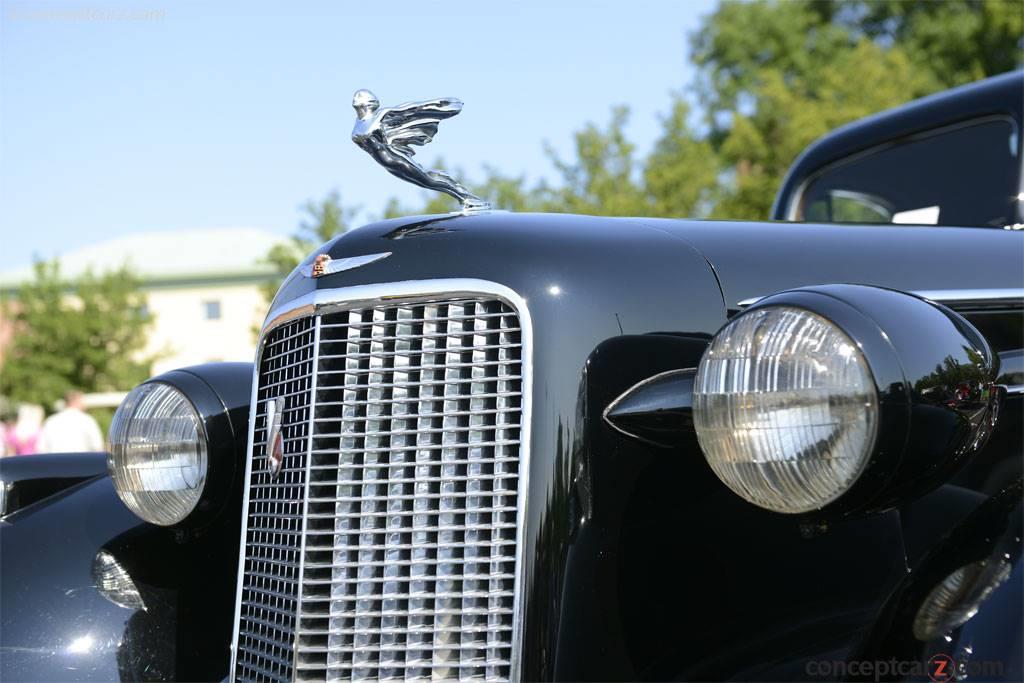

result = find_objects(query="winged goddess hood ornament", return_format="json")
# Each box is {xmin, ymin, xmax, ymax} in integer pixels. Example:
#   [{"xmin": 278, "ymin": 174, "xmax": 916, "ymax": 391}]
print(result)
[{"xmin": 351, "ymin": 89, "xmax": 489, "ymax": 212}]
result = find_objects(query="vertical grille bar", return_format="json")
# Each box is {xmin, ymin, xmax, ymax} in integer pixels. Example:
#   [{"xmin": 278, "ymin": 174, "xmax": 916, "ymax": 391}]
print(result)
[
  {"xmin": 235, "ymin": 291, "xmax": 525, "ymax": 683},
  {"xmin": 293, "ymin": 317, "xmax": 323, "ymax": 667}
]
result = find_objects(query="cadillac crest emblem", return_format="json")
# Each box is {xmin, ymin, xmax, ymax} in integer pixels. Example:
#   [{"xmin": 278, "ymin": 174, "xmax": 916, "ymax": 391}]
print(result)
[
  {"xmin": 301, "ymin": 251, "xmax": 391, "ymax": 278},
  {"xmin": 311, "ymin": 254, "xmax": 330, "ymax": 278},
  {"xmin": 264, "ymin": 399, "xmax": 285, "ymax": 480},
  {"xmin": 351, "ymin": 89, "xmax": 489, "ymax": 212}
]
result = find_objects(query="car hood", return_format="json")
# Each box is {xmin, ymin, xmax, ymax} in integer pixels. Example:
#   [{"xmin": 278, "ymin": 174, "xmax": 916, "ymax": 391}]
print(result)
[
  {"xmin": 637, "ymin": 217, "xmax": 1024, "ymax": 309},
  {"xmin": 270, "ymin": 211, "xmax": 1022, "ymax": 320}
]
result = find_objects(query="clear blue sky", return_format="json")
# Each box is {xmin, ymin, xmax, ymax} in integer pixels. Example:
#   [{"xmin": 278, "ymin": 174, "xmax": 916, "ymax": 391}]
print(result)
[{"xmin": 0, "ymin": 0, "xmax": 717, "ymax": 270}]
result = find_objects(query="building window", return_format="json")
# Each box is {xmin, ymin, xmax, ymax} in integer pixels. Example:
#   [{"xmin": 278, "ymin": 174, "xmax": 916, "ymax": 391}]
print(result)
[{"xmin": 203, "ymin": 300, "xmax": 222, "ymax": 320}]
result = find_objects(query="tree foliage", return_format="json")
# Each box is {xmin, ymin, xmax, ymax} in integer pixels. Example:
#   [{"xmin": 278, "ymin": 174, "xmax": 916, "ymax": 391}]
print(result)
[
  {"xmin": 268, "ymin": 0, "xmax": 1021, "ymax": 272},
  {"xmin": 0, "ymin": 262, "xmax": 153, "ymax": 408},
  {"xmin": 644, "ymin": 97, "xmax": 719, "ymax": 218},
  {"xmin": 812, "ymin": 0, "xmax": 1024, "ymax": 88},
  {"xmin": 687, "ymin": 0, "xmax": 1012, "ymax": 217},
  {"xmin": 710, "ymin": 38, "xmax": 933, "ymax": 218},
  {"xmin": 538, "ymin": 106, "xmax": 648, "ymax": 215},
  {"xmin": 261, "ymin": 189, "xmax": 358, "ymax": 302}
]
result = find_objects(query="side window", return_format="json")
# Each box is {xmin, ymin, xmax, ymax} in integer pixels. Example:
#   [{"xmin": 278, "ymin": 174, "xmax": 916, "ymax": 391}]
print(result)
[
  {"xmin": 203, "ymin": 300, "xmax": 222, "ymax": 321},
  {"xmin": 798, "ymin": 118, "xmax": 1021, "ymax": 228}
]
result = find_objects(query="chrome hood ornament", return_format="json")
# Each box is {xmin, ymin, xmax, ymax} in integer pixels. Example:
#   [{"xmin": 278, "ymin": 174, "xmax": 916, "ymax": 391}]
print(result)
[{"xmin": 351, "ymin": 89, "xmax": 489, "ymax": 212}]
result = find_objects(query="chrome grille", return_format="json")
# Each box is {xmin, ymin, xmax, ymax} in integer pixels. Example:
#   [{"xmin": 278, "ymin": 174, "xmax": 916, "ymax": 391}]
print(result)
[{"xmin": 233, "ymin": 292, "xmax": 526, "ymax": 683}]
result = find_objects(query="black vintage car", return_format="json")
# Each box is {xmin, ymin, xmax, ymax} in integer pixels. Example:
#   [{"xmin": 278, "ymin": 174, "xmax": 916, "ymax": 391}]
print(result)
[{"xmin": 1, "ymin": 72, "xmax": 1022, "ymax": 683}]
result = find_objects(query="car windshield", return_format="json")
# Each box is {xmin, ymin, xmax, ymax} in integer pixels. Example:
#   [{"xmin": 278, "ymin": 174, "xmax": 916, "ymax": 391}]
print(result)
[{"xmin": 798, "ymin": 117, "xmax": 1022, "ymax": 228}]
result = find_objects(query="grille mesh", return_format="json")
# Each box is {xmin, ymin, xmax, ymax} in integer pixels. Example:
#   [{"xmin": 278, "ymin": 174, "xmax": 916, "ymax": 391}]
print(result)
[
  {"xmin": 236, "ymin": 317, "xmax": 317, "ymax": 681},
  {"xmin": 234, "ymin": 296, "xmax": 524, "ymax": 683}
]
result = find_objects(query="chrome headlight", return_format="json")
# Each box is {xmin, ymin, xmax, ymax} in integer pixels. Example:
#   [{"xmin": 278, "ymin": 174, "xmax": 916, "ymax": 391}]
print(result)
[
  {"xmin": 692, "ymin": 285, "xmax": 1000, "ymax": 516},
  {"xmin": 108, "ymin": 382, "xmax": 208, "ymax": 526},
  {"xmin": 693, "ymin": 306, "xmax": 879, "ymax": 513}
]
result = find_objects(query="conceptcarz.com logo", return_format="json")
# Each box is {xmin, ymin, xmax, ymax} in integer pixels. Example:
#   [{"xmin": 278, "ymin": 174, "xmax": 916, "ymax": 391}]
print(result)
[{"xmin": 804, "ymin": 654, "xmax": 1005, "ymax": 681}]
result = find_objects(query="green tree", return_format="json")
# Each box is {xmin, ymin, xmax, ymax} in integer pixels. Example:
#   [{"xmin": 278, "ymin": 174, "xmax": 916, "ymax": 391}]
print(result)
[
  {"xmin": 0, "ymin": 261, "xmax": 153, "ymax": 409},
  {"xmin": 813, "ymin": 0, "xmax": 1024, "ymax": 88},
  {"xmin": 643, "ymin": 96, "xmax": 719, "ymax": 218},
  {"xmin": 691, "ymin": 0, "xmax": 1019, "ymax": 218},
  {"xmin": 537, "ymin": 106, "xmax": 649, "ymax": 216},
  {"xmin": 475, "ymin": 165, "xmax": 538, "ymax": 213},
  {"xmin": 381, "ymin": 162, "xmax": 541, "ymax": 217},
  {"xmin": 382, "ymin": 110, "xmax": 656, "ymax": 219},
  {"xmin": 261, "ymin": 189, "xmax": 358, "ymax": 302},
  {"xmin": 710, "ymin": 39, "xmax": 934, "ymax": 218},
  {"xmin": 305, "ymin": 1, "xmax": 1022, "ymax": 226}
]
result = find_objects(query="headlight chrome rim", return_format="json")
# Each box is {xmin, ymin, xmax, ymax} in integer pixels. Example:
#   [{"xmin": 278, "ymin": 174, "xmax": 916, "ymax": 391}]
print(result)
[
  {"xmin": 108, "ymin": 381, "xmax": 209, "ymax": 526},
  {"xmin": 693, "ymin": 305, "xmax": 880, "ymax": 514}
]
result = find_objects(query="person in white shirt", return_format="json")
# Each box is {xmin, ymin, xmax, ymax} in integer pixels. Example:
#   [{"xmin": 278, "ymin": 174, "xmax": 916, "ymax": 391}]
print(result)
[{"xmin": 37, "ymin": 391, "xmax": 104, "ymax": 454}]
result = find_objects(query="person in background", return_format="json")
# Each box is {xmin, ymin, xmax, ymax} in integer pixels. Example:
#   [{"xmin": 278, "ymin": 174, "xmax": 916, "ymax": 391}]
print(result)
[
  {"xmin": 5, "ymin": 404, "xmax": 44, "ymax": 455},
  {"xmin": 0, "ymin": 411, "xmax": 13, "ymax": 456},
  {"xmin": 37, "ymin": 391, "xmax": 104, "ymax": 453}
]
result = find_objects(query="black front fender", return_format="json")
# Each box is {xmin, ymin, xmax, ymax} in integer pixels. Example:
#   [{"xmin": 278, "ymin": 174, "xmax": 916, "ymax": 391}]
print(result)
[
  {"xmin": 0, "ymin": 360, "xmax": 254, "ymax": 682},
  {"xmin": 1, "ymin": 473, "xmax": 237, "ymax": 681},
  {"xmin": 2, "ymin": 475, "xmax": 151, "ymax": 681}
]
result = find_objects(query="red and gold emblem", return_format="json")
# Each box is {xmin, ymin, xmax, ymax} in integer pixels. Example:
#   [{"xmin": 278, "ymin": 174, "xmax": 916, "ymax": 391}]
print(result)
[{"xmin": 311, "ymin": 254, "xmax": 331, "ymax": 278}]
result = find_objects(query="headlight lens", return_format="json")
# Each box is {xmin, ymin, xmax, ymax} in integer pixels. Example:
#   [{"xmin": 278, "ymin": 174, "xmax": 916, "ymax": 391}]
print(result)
[
  {"xmin": 108, "ymin": 382, "xmax": 208, "ymax": 525},
  {"xmin": 693, "ymin": 306, "xmax": 878, "ymax": 513}
]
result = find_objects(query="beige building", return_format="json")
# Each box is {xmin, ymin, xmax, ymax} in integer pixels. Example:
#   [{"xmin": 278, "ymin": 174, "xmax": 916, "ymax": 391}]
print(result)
[{"xmin": 0, "ymin": 228, "xmax": 284, "ymax": 378}]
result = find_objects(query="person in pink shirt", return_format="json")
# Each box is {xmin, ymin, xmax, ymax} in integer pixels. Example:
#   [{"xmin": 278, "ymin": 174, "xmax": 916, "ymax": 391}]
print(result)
[{"xmin": 5, "ymin": 404, "xmax": 43, "ymax": 456}]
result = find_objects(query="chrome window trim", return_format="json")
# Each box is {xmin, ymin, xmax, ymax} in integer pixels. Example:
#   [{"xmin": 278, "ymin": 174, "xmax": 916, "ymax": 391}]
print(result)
[
  {"xmin": 736, "ymin": 287, "xmax": 1024, "ymax": 309},
  {"xmin": 230, "ymin": 278, "xmax": 534, "ymax": 682},
  {"xmin": 912, "ymin": 288, "xmax": 1024, "ymax": 302}
]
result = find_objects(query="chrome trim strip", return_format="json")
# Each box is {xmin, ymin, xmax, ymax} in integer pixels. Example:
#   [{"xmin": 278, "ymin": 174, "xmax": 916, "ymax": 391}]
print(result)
[
  {"xmin": 736, "ymin": 287, "xmax": 1024, "ymax": 309},
  {"xmin": 263, "ymin": 279, "xmax": 538, "ymax": 333},
  {"xmin": 228, "ymin": 328, "xmax": 266, "ymax": 677},
  {"xmin": 1003, "ymin": 384, "xmax": 1024, "ymax": 395},
  {"xmin": 913, "ymin": 288, "xmax": 1024, "ymax": 303},
  {"xmin": 233, "ymin": 278, "xmax": 533, "ymax": 682},
  {"xmin": 734, "ymin": 295, "xmax": 765, "ymax": 308}
]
